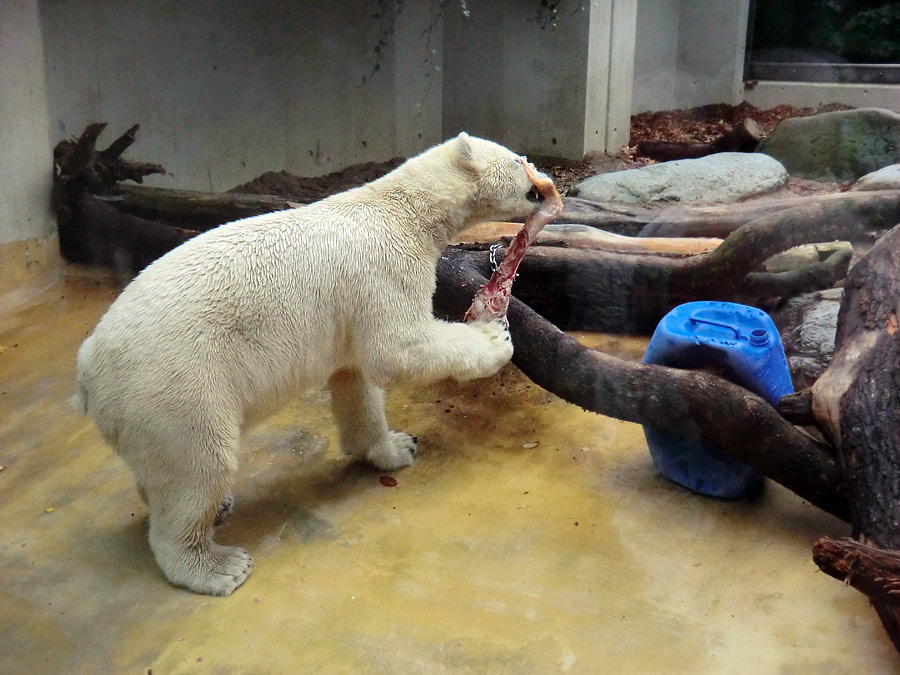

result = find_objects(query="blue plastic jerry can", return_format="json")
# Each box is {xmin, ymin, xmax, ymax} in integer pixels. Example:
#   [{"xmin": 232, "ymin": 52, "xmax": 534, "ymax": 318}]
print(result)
[{"xmin": 642, "ymin": 301, "xmax": 794, "ymax": 499}]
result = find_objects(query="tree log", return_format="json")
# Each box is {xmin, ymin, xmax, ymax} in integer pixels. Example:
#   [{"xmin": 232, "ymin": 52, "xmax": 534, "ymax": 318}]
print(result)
[
  {"xmin": 462, "ymin": 193, "xmax": 899, "ymax": 333},
  {"xmin": 810, "ymin": 222, "xmax": 900, "ymax": 650},
  {"xmin": 454, "ymin": 222, "xmax": 722, "ymax": 254},
  {"xmin": 778, "ymin": 390, "xmax": 816, "ymax": 426},
  {"xmin": 453, "ymin": 244, "xmax": 848, "ymax": 334},
  {"xmin": 535, "ymin": 191, "xmax": 899, "ymax": 243},
  {"xmin": 548, "ymin": 197, "xmax": 654, "ymax": 235},
  {"xmin": 58, "ymin": 194, "xmax": 196, "ymax": 276},
  {"xmin": 114, "ymin": 184, "xmax": 303, "ymax": 230},
  {"xmin": 813, "ymin": 537, "xmax": 900, "ymax": 653},
  {"xmin": 641, "ymin": 190, "xmax": 900, "ymax": 240}
]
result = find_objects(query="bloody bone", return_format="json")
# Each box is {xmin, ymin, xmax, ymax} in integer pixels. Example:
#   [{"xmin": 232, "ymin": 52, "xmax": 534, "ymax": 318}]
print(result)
[{"xmin": 464, "ymin": 158, "xmax": 563, "ymax": 324}]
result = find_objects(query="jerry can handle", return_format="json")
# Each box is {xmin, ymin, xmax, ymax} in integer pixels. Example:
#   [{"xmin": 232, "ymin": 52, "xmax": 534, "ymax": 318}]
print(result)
[
  {"xmin": 687, "ymin": 317, "xmax": 770, "ymax": 346},
  {"xmin": 688, "ymin": 317, "xmax": 741, "ymax": 339}
]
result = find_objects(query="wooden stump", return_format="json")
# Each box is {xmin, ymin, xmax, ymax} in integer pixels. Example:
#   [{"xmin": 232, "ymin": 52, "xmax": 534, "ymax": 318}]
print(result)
[{"xmin": 812, "ymin": 223, "xmax": 900, "ymax": 649}]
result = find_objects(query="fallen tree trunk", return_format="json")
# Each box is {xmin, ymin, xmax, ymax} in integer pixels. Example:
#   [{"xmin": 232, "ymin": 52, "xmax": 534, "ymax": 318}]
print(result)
[
  {"xmin": 64, "ymin": 184, "xmax": 849, "ymax": 334},
  {"xmin": 58, "ymin": 194, "xmax": 196, "ymax": 276},
  {"xmin": 106, "ymin": 190, "xmax": 658, "ymax": 236},
  {"xmin": 516, "ymin": 195, "xmax": 824, "ymax": 237},
  {"xmin": 641, "ymin": 190, "xmax": 900, "ymax": 240},
  {"xmin": 114, "ymin": 184, "xmax": 303, "ymax": 230},
  {"xmin": 549, "ymin": 197, "xmax": 654, "ymax": 235},
  {"xmin": 53, "ymin": 123, "xmax": 166, "ymax": 197},
  {"xmin": 636, "ymin": 118, "xmax": 765, "ymax": 161},
  {"xmin": 526, "ymin": 191, "xmax": 899, "ymax": 243},
  {"xmin": 810, "ymin": 222, "xmax": 900, "ymax": 650},
  {"xmin": 92, "ymin": 183, "xmax": 900, "ymax": 249},
  {"xmin": 453, "ymin": 222, "xmax": 723, "ymax": 254}
]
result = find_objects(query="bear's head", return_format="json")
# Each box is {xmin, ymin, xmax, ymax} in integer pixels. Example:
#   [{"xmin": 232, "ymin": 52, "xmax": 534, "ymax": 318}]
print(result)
[{"xmin": 452, "ymin": 132, "xmax": 546, "ymax": 224}]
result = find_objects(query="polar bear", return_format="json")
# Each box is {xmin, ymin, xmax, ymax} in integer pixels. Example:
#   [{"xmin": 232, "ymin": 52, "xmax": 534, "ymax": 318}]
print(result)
[{"xmin": 75, "ymin": 132, "xmax": 546, "ymax": 596}]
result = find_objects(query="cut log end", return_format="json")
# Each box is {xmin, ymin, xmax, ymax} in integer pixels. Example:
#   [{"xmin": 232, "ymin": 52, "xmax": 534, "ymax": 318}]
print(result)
[{"xmin": 814, "ymin": 537, "xmax": 900, "ymax": 652}]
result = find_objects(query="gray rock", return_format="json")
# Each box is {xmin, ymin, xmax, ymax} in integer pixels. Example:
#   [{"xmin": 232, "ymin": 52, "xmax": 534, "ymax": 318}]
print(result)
[
  {"xmin": 852, "ymin": 164, "xmax": 900, "ymax": 191},
  {"xmin": 757, "ymin": 108, "xmax": 900, "ymax": 182},
  {"xmin": 773, "ymin": 288, "xmax": 842, "ymax": 389},
  {"xmin": 570, "ymin": 152, "xmax": 788, "ymax": 205}
]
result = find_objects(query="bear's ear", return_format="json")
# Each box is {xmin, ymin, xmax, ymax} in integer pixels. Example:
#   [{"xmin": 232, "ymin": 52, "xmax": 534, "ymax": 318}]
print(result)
[
  {"xmin": 455, "ymin": 132, "xmax": 473, "ymax": 159},
  {"xmin": 453, "ymin": 132, "xmax": 476, "ymax": 173}
]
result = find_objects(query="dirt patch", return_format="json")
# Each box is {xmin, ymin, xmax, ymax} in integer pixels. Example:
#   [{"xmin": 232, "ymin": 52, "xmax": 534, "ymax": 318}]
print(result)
[
  {"xmin": 230, "ymin": 158, "xmax": 404, "ymax": 201},
  {"xmin": 230, "ymin": 103, "xmax": 853, "ymax": 201}
]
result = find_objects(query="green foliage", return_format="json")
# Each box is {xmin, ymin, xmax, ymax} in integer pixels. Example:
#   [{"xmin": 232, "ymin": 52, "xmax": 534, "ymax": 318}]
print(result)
[
  {"xmin": 842, "ymin": 4, "xmax": 900, "ymax": 62},
  {"xmin": 752, "ymin": 0, "xmax": 900, "ymax": 64}
]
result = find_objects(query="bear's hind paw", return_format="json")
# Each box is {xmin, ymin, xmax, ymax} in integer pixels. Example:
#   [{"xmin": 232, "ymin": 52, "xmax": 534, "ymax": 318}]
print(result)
[{"xmin": 159, "ymin": 543, "xmax": 253, "ymax": 597}]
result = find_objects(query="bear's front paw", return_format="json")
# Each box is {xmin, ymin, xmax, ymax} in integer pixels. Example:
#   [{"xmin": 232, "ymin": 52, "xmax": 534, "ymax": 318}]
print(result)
[
  {"xmin": 366, "ymin": 430, "xmax": 417, "ymax": 471},
  {"xmin": 214, "ymin": 493, "xmax": 235, "ymax": 526},
  {"xmin": 456, "ymin": 320, "xmax": 514, "ymax": 381}
]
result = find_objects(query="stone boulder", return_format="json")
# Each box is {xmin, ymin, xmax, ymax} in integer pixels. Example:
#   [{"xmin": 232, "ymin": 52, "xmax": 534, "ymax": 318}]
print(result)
[
  {"xmin": 852, "ymin": 164, "xmax": 900, "ymax": 192},
  {"xmin": 773, "ymin": 288, "xmax": 842, "ymax": 389},
  {"xmin": 570, "ymin": 152, "xmax": 788, "ymax": 205},
  {"xmin": 757, "ymin": 108, "xmax": 900, "ymax": 182}
]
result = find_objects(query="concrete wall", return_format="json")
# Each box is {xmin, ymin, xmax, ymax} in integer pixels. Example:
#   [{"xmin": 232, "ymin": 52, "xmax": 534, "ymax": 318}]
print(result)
[
  {"xmin": 632, "ymin": 0, "xmax": 680, "ymax": 114},
  {"xmin": 674, "ymin": 0, "xmax": 750, "ymax": 109},
  {"xmin": 39, "ymin": 0, "xmax": 443, "ymax": 192},
  {"xmin": 745, "ymin": 82, "xmax": 900, "ymax": 114},
  {"xmin": 442, "ymin": 0, "xmax": 636, "ymax": 158},
  {"xmin": 584, "ymin": 0, "xmax": 638, "ymax": 154},
  {"xmin": 0, "ymin": 0, "xmax": 55, "ymax": 247},
  {"xmin": 632, "ymin": 0, "xmax": 750, "ymax": 113},
  {"xmin": 442, "ymin": 3, "xmax": 590, "ymax": 159}
]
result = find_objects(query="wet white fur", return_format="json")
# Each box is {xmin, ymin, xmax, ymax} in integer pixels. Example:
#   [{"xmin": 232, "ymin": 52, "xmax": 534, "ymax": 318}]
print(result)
[{"xmin": 75, "ymin": 133, "xmax": 541, "ymax": 596}]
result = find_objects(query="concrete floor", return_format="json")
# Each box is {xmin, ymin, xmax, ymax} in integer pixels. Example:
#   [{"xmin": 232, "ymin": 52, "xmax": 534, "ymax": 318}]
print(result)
[{"xmin": 1, "ymin": 265, "xmax": 898, "ymax": 674}]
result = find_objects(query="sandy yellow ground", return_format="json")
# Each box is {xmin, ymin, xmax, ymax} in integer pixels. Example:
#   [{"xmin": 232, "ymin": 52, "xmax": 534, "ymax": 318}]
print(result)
[{"xmin": 1, "ymin": 266, "xmax": 897, "ymax": 674}]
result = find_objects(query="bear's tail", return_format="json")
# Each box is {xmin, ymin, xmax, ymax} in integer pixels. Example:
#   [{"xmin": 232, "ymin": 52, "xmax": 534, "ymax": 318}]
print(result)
[
  {"xmin": 71, "ymin": 337, "xmax": 92, "ymax": 416},
  {"xmin": 70, "ymin": 382, "xmax": 89, "ymax": 415}
]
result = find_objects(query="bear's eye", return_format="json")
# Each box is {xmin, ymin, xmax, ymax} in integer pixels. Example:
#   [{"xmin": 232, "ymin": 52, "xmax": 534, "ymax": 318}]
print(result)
[{"xmin": 526, "ymin": 187, "xmax": 541, "ymax": 203}]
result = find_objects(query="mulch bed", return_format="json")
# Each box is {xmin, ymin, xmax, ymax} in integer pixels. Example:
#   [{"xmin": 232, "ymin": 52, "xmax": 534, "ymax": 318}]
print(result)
[{"xmin": 629, "ymin": 101, "xmax": 852, "ymax": 147}]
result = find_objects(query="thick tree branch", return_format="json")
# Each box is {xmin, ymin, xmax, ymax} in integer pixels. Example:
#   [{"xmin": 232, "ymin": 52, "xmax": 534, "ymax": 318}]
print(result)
[
  {"xmin": 435, "ymin": 248, "xmax": 847, "ymax": 520},
  {"xmin": 737, "ymin": 247, "xmax": 852, "ymax": 298},
  {"xmin": 642, "ymin": 190, "xmax": 900, "ymax": 239}
]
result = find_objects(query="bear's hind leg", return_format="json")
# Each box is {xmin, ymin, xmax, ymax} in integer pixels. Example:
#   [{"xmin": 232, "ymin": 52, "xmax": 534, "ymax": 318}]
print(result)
[
  {"xmin": 329, "ymin": 368, "xmax": 416, "ymax": 471},
  {"xmin": 137, "ymin": 479, "xmax": 232, "ymax": 525},
  {"xmin": 139, "ymin": 428, "xmax": 252, "ymax": 596}
]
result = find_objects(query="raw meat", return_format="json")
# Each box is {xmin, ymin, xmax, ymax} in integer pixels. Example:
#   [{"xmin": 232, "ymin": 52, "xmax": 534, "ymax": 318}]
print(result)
[{"xmin": 464, "ymin": 158, "xmax": 563, "ymax": 324}]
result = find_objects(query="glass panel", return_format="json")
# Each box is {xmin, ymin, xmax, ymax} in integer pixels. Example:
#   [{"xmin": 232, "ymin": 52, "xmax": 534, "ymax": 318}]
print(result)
[{"xmin": 748, "ymin": 0, "xmax": 900, "ymax": 82}]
